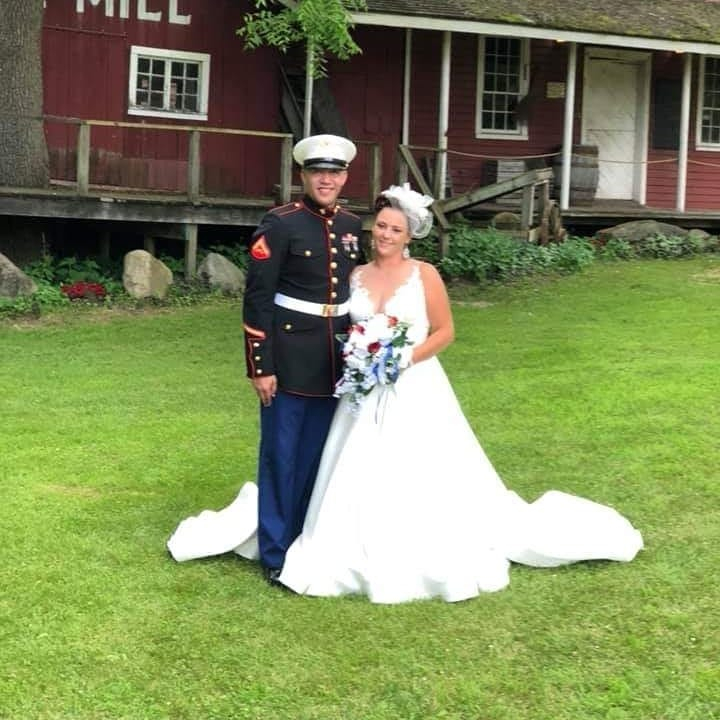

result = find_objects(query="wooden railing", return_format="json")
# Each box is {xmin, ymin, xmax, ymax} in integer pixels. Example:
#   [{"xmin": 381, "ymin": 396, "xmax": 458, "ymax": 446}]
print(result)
[
  {"xmin": 43, "ymin": 115, "xmax": 383, "ymax": 209},
  {"xmin": 45, "ymin": 115, "xmax": 295, "ymax": 203}
]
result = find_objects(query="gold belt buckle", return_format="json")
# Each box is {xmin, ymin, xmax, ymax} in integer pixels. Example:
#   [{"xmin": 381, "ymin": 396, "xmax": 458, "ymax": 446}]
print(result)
[{"xmin": 322, "ymin": 304, "xmax": 335, "ymax": 317}]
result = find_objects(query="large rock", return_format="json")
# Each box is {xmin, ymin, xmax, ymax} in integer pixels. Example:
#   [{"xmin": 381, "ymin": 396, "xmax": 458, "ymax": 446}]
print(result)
[
  {"xmin": 123, "ymin": 250, "xmax": 173, "ymax": 299},
  {"xmin": 596, "ymin": 220, "xmax": 689, "ymax": 245},
  {"xmin": 0, "ymin": 252, "xmax": 37, "ymax": 298},
  {"xmin": 198, "ymin": 252, "xmax": 245, "ymax": 294},
  {"xmin": 491, "ymin": 211, "xmax": 522, "ymax": 231}
]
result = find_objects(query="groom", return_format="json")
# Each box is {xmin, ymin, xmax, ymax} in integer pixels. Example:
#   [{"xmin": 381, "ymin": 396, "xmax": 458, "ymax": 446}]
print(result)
[{"xmin": 243, "ymin": 134, "xmax": 363, "ymax": 586}]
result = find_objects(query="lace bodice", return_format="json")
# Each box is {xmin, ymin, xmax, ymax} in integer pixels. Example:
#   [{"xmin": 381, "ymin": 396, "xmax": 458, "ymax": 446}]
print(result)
[{"xmin": 349, "ymin": 261, "xmax": 430, "ymax": 345}]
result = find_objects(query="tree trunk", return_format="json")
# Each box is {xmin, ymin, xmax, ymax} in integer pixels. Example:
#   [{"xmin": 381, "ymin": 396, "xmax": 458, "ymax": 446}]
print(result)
[{"xmin": 0, "ymin": 1, "xmax": 49, "ymax": 188}]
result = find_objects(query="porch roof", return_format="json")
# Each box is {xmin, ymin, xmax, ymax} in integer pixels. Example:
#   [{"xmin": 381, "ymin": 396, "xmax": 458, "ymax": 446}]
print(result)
[{"xmin": 356, "ymin": 1, "xmax": 720, "ymax": 54}]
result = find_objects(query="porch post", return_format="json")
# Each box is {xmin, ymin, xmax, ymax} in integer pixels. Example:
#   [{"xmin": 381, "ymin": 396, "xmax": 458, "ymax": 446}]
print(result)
[
  {"xmin": 76, "ymin": 122, "xmax": 91, "ymax": 196},
  {"xmin": 399, "ymin": 29, "xmax": 413, "ymax": 184},
  {"xmin": 676, "ymin": 53, "xmax": 692, "ymax": 212},
  {"xmin": 184, "ymin": 223, "xmax": 198, "ymax": 280},
  {"xmin": 436, "ymin": 31, "xmax": 452, "ymax": 200},
  {"xmin": 304, "ymin": 44, "xmax": 314, "ymax": 138},
  {"xmin": 560, "ymin": 42, "xmax": 578, "ymax": 211}
]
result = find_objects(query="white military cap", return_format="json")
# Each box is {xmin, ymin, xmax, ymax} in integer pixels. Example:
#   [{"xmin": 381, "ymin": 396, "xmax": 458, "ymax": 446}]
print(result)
[{"xmin": 293, "ymin": 134, "xmax": 357, "ymax": 170}]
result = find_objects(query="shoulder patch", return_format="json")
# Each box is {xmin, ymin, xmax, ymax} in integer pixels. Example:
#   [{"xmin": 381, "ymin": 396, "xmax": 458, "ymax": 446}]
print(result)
[{"xmin": 250, "ymin": 235, "xmax": 271, "ymax": 260}]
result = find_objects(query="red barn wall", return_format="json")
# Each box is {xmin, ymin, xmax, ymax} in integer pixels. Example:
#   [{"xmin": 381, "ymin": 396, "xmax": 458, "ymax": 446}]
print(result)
[
  {"xmin": 39, "ymin": 6, "xmax": 720, "ymax": 211},
  {"xmin": 327, "ymin": 26, "xmax": 405, "ymax": 201},
  {"xmin": 330, "ymin": 31, "xmax": 574, "ymax": 199},
  {"xmin": 42, "ymin": 0, "xmax": 280, "ymax": 196}
]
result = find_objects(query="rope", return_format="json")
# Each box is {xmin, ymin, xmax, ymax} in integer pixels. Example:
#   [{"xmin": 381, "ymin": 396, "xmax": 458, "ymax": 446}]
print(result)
[
  {"xmin": 406, "ymin": 144, "xmax": 559, "ymax": 161},
  {"xmin": 687, "ymin": 158, "xmax": 720, "ymax": 168},
  {"xmin": 407, "ymin": 147, "xmax": 720, "ymax": 169}
]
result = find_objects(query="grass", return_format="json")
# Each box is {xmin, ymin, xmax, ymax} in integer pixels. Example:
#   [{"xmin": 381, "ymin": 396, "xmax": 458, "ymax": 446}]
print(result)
[{"xmin": 1, "ymin": 257, "xmax": 719, "ymax": 720}]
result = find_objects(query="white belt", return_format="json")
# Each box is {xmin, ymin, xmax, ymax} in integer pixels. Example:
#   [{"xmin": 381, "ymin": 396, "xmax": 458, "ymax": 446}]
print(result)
[{"xmin": 274, "ymin": 292, "xmax": 350, "ymax": 317}]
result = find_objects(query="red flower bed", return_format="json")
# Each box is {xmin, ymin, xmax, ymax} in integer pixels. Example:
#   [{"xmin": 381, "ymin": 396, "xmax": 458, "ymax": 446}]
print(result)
[{"xmin": 61, "ymin": 281, "xmax": 107, "ymax": 301}]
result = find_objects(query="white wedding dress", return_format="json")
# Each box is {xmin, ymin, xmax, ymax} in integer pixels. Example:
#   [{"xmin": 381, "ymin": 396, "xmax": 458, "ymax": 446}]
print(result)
[{"xmin": 168, "ymin": 262, "xmax": 643, "ymax": 603}]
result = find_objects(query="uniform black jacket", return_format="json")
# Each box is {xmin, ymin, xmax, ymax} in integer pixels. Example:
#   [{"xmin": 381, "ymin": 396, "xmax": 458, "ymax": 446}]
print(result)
[{"xmin": 243, "ymin": 196, "xmax": 363, "ymax": 396}]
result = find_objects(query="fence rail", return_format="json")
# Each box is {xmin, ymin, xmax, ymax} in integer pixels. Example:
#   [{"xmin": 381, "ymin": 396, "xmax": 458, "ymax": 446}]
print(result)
[{"xmin": 42, "ymin": 115, "xmax": 383, "ymax": 209}]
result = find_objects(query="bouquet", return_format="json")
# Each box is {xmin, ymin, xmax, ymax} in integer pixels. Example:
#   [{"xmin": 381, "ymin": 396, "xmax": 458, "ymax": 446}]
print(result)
[{"xmin": 334, "ymin": 313, "xmax": 414, "ymax": 413}]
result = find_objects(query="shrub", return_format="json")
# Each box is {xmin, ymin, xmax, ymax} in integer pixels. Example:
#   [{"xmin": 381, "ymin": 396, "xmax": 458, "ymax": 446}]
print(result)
[
  {"xmin": 596, "ymin": 237, "xmax": 636, "ymax": 261},
  {"xmin": 438, "ymin": 223, "xmax": 594, "ymax": 283},
  {"xmin": 408, "ymin": 232, "xmax": 441, "ymax": 265},
  {"xmin": 549, "ymin": 236, "xmax": 595, "ymax": 273},
  {"xmin": 0, "ymin": 281, "xmax": 70, "ymax": 318},
  {"xmin": 636, "ymin": 233, "xmax": 688, "ymax": 259},
  {"xmin": 60, "ymin": 281, "xmax": 108, "ymax": 301}
]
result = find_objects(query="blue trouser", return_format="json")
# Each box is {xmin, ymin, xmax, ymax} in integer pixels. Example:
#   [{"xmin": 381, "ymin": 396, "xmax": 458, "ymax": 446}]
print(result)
[{"xmin": 257, "ymin": 391, "xmax": 337, "ymax": 570}]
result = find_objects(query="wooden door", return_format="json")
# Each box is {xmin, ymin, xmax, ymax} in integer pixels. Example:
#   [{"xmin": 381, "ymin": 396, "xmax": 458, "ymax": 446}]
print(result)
[{"xmin": 582, "ymin": 49, "xmax": 651, "ymax": 201}]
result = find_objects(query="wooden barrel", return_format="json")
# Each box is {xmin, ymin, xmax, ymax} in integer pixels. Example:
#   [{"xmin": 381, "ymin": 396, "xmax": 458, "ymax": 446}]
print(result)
[{"xmin": 553, "ymin": 145, "xmax": 599, "ymax": 205}]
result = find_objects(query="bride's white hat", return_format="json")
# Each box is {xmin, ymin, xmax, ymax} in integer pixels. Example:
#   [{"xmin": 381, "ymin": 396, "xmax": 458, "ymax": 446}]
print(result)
[{"xmin": 378, "ymin": 183, "xmax": 435, "ymax": 239}]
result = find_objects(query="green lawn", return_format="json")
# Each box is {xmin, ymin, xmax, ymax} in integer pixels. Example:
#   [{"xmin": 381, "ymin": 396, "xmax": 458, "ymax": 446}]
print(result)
[{"xmin": 1, "ymin": 257, "xmax": 719, "ymax": 720}]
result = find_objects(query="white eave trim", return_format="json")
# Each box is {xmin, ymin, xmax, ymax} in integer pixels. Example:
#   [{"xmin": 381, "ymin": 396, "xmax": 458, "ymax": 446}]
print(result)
[{"xmin": 351, "ymin": 12, "xmax": 720, "ymax": 55}]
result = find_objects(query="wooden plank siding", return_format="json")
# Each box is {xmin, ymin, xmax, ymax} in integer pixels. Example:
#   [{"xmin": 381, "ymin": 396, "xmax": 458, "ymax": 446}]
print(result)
[{"xmin": 42, "ymin": 0, "xmax": 281, "ymax": 199}]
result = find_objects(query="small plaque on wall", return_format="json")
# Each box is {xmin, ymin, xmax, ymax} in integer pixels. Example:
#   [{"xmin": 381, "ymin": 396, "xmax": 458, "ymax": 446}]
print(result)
[{"xmin": 546, "ymin": 82, "xmax": 566, "ymax": 99}]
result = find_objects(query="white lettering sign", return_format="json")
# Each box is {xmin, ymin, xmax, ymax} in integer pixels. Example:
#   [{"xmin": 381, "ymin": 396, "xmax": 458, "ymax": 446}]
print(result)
[
  {"xmin": 76, "ymin": 0, "xmax": 191, "ymax": 24},
  {"xmin": 137, "ymin": 0, "xmax": 161, "ymax": 22},
  {"xmin": 169, "ymin": 0, "xmax": 191, "ymax": 25}
]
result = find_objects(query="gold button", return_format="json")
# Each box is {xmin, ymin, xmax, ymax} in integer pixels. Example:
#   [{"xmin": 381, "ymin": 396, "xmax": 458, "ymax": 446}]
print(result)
[
  {"xmin": 329, "ymin": 233, "xmax": 336, "ymax": 239},
  {"xmin": 305, "ymin": 250, "xmax": 312, "ymax": 257},
  {"xmin": 284, "ymin": 323, "xmax": 292, "ymax": 330},
  {"xmin": 294, "ymin": 202, "xmax": 301, "ymax": 208},
  {"xmin": 254, "ymin": 355, "xmax": 261, "ymax": 361},
  {"xmin": 330, "ymin": 291, "xmax": 337, "ymax": 299},
  {"xmin": 330, "ymin": 261, "xmax": 337, "ymax": 269},
  {"xmin": 327, "ymin": 220, "xmax": 333, "ymax": 227},
  {"xmin": 252, "ymin": 342, "xmax": 260, "ymax": 348},
  {"xmin": 350, "ymin": 253, "xmax": 357, "ymax": 259},
  {"xmin": 320, "ymin": 208, "xmax": 326, "ymax": 215},
  {"xmin": 331, "ymin": 247, "xmax": 338, "ymax": 255},
  {"xmin": 331, "ymin": 277, "xmax": 338, "ymax": 285},
  {"xmin": 255, "ymin": 369, "xmax": 263, "ymax": 375}
]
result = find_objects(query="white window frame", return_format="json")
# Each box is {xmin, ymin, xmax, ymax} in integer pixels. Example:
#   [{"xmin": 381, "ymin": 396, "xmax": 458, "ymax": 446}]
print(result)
[
  {"xmin": 128, "ymin": 45, "xmax": 210, "ymax": 121},
  {"xmin": 475, "ymin": 36, "xmax": 529, "ymax": 140},
  {"xmin": 696, "ymin": 54, "xmax": 720, "ymax": 151}
]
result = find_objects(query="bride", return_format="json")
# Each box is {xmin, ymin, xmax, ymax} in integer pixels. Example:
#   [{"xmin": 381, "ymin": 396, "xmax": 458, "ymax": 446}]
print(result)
[{"xmin": 168, "ymin": 184, "xmax": 643, "ymax": 604}]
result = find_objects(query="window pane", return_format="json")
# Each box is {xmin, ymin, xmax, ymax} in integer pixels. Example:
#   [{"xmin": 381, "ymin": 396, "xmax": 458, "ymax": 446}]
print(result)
[
  {"xmin": 131, "ymin": 49, "xmax": 205, "ymax": 115},
  {"xmin": 701, "ymin": 57, "xmax": 720, "ymax": 144},
  {"xmin": 480, "ymin": 37, "xmax": 524, "ymax": 134}
]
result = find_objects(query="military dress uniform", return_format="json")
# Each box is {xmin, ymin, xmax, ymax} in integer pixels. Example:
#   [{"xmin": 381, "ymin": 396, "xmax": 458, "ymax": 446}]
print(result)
[{"xmin": 243, "ymin": 195, "xmax": 362, "ymax": 573}]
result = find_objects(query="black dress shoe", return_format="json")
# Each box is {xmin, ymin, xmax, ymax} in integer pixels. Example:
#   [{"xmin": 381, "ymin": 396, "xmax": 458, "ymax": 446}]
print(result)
[
  {"xmin": 262, "ymin": 566, "xmax": 296, "ymax": 593},
  {"xmin": 263, "ymin": 566, "xmax": 282, "ymax": 585}
]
